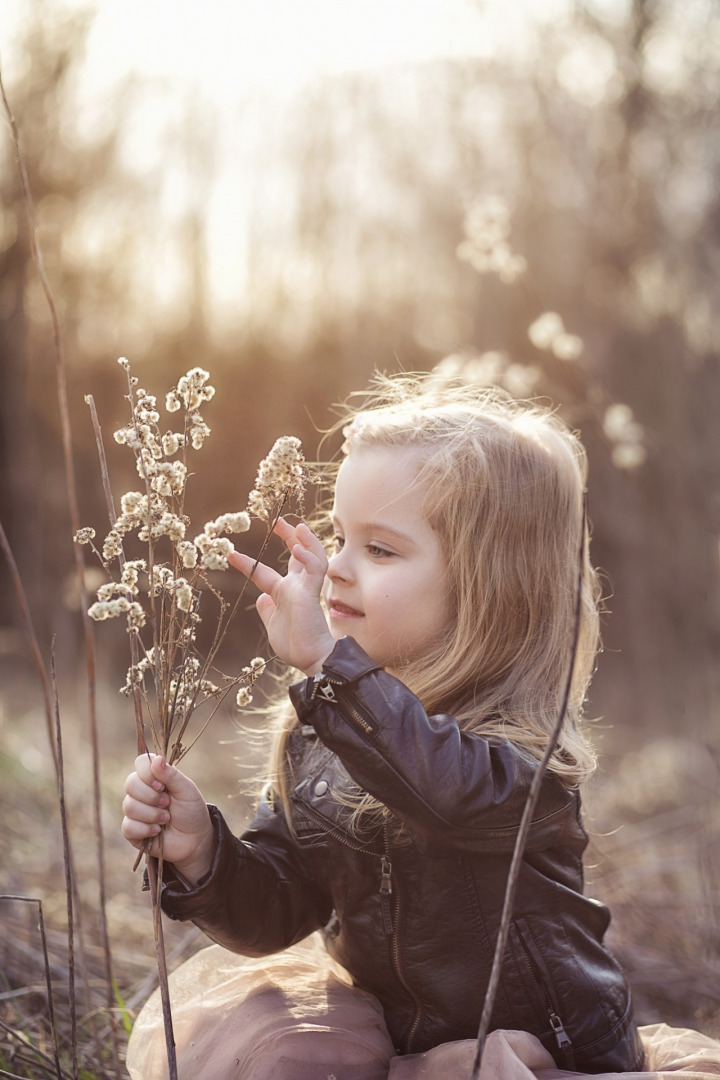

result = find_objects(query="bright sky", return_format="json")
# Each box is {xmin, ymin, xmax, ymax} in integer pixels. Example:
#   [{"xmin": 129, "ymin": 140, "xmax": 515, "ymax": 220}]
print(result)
[
  {"xmin": 0, "ymin": 0, "xmax": 629, "ymax": 336},
  {"xmin": 0, "ymin": 0, "xmax": 592, "ymax": 90},
  {"xmin": 1, "ymin": 0, "xmax": 472, "ymax": 84}
]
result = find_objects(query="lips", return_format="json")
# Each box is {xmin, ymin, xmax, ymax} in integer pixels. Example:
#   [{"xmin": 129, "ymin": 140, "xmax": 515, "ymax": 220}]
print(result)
[{"xmin": 327, "ymin": 598, "xmax": 363, "ymax": 619}]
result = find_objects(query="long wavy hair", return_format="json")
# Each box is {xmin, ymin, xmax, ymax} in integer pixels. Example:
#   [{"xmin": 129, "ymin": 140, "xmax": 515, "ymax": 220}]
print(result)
[{"xmin": 268, "ymin": 371, "xmax": 601, "ymax": 831}]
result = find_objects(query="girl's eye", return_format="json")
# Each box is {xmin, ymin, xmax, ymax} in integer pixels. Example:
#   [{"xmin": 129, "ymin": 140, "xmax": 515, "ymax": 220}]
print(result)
[
  {"xmin": 331, "ymin": 534, "xmax": 345, "ymax": 552},
  {"xmin": 367, "ymin": 543, "xmax": 394, "ymax": 559}
]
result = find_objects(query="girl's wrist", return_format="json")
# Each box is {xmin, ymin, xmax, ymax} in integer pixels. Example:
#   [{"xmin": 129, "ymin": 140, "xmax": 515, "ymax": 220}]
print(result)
[
  {"xmin": 172, "ymin": 821, "xmax": 216, "ymax": 886},
  {"xmin": 302, "ymin": 636, "xmax": 336, "ymax": 677},
  {"xmin": 173, "ymin": 848, "xmax": 213, "ymax": 887}
]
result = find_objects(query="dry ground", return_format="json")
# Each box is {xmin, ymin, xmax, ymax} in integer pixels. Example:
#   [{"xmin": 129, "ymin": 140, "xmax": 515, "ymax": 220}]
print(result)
[{"xmin": 1, "ymin": 652, "xmax": 718, "ymax": 1079}]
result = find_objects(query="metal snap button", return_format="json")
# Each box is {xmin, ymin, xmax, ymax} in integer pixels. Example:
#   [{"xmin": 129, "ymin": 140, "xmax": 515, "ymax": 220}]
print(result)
[{"xmin": 313, "ymin": 780, "xmax": 329, "ymax": 797}]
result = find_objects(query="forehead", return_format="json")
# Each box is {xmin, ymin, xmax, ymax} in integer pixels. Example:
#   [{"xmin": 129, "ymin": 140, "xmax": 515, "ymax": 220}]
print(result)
[{"xmin": 333, "ymin": 445, "xmax": 430, "ymax": 521}]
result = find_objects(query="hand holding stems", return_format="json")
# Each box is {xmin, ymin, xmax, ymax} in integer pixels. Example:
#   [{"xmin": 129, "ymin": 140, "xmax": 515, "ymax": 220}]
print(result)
[
  {"xmin": 227, "ymin": 517, "xmax": 335, "ymax": 677},
  {"xmin": 122, "ymin": 753, "xmax": 215, "ymax": 885},
  {"xmin": 121, "ymin": 520, "xmax": 334, "ymax": 873}
]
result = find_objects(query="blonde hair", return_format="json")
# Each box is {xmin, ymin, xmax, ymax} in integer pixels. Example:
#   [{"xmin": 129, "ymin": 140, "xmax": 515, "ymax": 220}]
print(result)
[{"xmin": 269, "ymin": 371, "xmax": 601, "ymax": 830}]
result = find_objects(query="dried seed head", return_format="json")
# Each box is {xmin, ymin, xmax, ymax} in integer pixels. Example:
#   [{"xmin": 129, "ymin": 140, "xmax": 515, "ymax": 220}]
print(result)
[
  {"xmin": 167, "ymin": 368, "xmax": 215, "ymax": 413},
  {"xmin": 162, "ymin": 431, "xmax": 185, "ymax": 456},
  {"xmin": 176, "ymin": 540, "xmax": 198, "ymax": 569},
  {"xmin": 248, "ymin": 436, "xmax": 306, "ymax": 521},
  {"xmin": 175, "ymin": 578, "xmax": 194, "ymax": 613},
  {"xmin": 203, "ymin": 512, "xmax": 251, "ymax": 538},
  {"xmin": 88, "ymin": 597, "xmax": 146, "ymax": 628},
  {"xmin": 189, "ymin": 413, "xmax": 211, "ymax": 449},
  {"xmin": 74, "ymin": 527, "xmax": 96, "ymax": 544}
]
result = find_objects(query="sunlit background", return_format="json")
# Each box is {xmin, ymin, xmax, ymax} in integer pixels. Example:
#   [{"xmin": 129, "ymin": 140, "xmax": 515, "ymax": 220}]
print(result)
[{"xmin": 1, "ymin": 0, "xmax": 719, "ymax": 1062}]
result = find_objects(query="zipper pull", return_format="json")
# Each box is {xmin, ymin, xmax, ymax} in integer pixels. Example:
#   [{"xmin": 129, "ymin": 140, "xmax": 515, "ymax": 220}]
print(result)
[
  {"xmin": 312, "ymin": 674, "xmax": 337, "ymax": 702},
  {"xmin": 380, "ymin": 855, "xmax": 393, "ymax": 896},
  {"xmin": 379, "ymin": 855, "xmax": 394, "ymax": 935},
  {"xmin": 549, "ymin": 1012, "xmax": 572, "ymax": 1050}
]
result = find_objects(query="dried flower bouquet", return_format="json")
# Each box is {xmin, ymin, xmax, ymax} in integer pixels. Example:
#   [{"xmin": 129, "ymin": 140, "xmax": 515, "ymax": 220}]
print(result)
[{"xmin": 76, "ymin": 358, "xmax": 308, "ymax": 766}]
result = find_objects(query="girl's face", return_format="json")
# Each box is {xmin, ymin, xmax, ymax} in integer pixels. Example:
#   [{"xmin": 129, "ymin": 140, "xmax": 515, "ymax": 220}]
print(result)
[{"xmin": 324, "ymin": 445, "xmax": 452, "ymax": 676}]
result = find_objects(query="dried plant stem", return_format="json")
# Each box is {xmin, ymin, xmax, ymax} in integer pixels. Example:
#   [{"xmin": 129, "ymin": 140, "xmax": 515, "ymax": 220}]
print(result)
[
  {"xmin": 0, "ymin": 68, "xmax": 122, "ymax": 1079},
  {"xmin": 146, "ymin": 857, "xmax": 179, "ymax": 1080},
  {"xmin": 86, "ymin": 395, "xmax": 147, "ymax": 751},
  {"xmin": 0, "ymin": 518, "xmax": 57, "ymax": 773},
  {"xmin": 86, "ymin": 394, "xmax": 178, "ymax": 1077},
  {"xmin": 50, "ymin": 648, "xmax": 78, "ymax": 1080},
  {"xmin": 0, "ymin": 898, "xmax": 63, "ymax": 1079},
  {"xmin": 0, "ymin": 527, "xmax": 106, "ymax": 1073},
  {"xmin": 470, "ymin": 499, "xmax": 587, "ymax": 1080}
]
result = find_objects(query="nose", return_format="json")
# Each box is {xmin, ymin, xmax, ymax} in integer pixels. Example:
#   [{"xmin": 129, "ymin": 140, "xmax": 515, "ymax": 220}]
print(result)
[{"xmin": 327, "ymin": 546, "xmax": 353, "ymax": 583}]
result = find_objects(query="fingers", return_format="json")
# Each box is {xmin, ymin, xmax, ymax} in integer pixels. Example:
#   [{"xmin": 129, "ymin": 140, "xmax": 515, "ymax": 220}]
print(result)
[
  {"xmin": 122, "ymin": 758, "xmax": 170, "ymax": 842},
  {"xmin": 121, "ymin": 790, "xmax": 167, "ymax": 848},
  {"xmin": 255, "ymin": 592, "xmax": 276, "ymax": 628},
  {"xmin": 227, "ymin": 549, "xmax": 281, "ymax": 595},
  {"xmin": 227, "ymin": 519, "xmax": 328, "ymax": 596},
  {"xmin": 285, "ymin": 520, "xmax": 328, "ymax": 567},
  {"xmin": 132, "ymin": 752, "xmax": 180, "ymax": 792},
  {"xmin": 288, "ymin": 527, "xmax": 328, "ymax": 583}
]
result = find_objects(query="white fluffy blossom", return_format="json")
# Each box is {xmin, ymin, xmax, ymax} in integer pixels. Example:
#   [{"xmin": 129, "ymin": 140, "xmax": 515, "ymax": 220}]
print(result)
[
  {"xmin": 247, "ymin": 436, "xmax": 306, "ymax": 522},
  {"xmin": 176, "ymin": 540, "xmax": 198, "ymax": 569},
  {"xmin": 166, "ymin": 368, "xmax": 215, "ymax": 413},
  {"xmin": 88, "ymin": 597, "xmax": 146, "ymax": 628}
]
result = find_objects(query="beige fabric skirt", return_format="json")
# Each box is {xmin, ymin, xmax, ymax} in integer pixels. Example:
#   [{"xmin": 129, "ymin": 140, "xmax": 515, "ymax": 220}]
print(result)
[{"xmin": 127, "ymin": 938, "xmax": 720, "ymax": 1080}]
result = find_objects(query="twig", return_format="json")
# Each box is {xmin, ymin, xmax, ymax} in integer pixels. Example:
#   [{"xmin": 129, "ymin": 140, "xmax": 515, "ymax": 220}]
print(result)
[
  {"xmin": 0, "ymin": 69, "xmax": 122, "ymax": 1078},
  {"xmin": 146, "ymin": 858, "xmax": 178, "ymax": 1080},
  {"xmin": 470, "ymin": 496, "xmax": 587, "ymax": 1079},
  {"xmin": 50, "ymin": 649, "xmax": 77, "ymax": 1080},
  {"xmin": 0, "ymin": 527, "xmax": 104, "ymax": 1067},
  {"xmin": 86, "ymin": 396, "xmax": 178, "ymax": 1075},
  {"xmin": 86, "ymin": 394, "xmax": 147, "ymax": 751},
  {"xmin": 0, "ymin": 898, "xmax": 63, "ymax": 1079},
  {"xmin": 0, "ymin": 519, "xmax": 57, "ymax": 773}
]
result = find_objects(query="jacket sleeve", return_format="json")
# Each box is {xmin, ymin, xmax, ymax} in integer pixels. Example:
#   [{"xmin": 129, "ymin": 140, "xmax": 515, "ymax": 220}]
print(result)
[
  {"xmin": 159, "ymin": 797, "xmax": 333, "ymax": 956},
  {"xmin": 289, "ymin": 636, "xmax": 577, "ymax": 854}
]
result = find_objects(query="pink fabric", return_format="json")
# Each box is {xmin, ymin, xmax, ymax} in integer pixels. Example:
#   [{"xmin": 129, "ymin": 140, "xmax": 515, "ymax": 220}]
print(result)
[{"xmin": 127, "ymin": 940, "xmax": 720, "ymax": 1080}]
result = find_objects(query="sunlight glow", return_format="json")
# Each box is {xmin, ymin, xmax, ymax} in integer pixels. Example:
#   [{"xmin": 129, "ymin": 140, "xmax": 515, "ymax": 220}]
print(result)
[{"xmin": 85, "ymin": 0, "xmax": 493, "ymax": 87}]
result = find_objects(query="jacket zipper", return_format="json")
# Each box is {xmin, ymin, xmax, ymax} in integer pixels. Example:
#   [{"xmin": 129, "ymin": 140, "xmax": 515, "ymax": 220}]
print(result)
[
  {"xmin": 309, "ymin": 674, "xmax": 424, "ymax": 1052},
  {"xmin": 296, "ymin": 797, "xmax": 424, "ymax": 1053},
  {"xmin": 382, "ymin": 823, "xmax": 424, "ymax": 1054},
  {"xmin": 311, "ymin": 673, "xmax": 376, "ymax": 736},
  {"xmin": 516, "ymin": 924, "xmax": 573, "ymax": 1056}
]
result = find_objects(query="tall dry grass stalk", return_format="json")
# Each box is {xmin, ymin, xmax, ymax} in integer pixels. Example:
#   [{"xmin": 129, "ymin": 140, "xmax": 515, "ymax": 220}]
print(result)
[
  {"xmin": 0, "ymin": 896, "xmax": 63, "ymax": 1078},
  {"xmin": 0, "ymin": 63, "xmax": 122, "ymax": 1079}
]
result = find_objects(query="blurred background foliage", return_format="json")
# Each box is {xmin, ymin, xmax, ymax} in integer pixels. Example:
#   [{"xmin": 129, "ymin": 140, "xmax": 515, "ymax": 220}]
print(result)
[
  {"xmin": 0, "ymin": 0, "xmax": 719, "ymax": 1056},
  {"xmin": 2, "ymin": 0, "xmax": 718, "ymax": 737}
]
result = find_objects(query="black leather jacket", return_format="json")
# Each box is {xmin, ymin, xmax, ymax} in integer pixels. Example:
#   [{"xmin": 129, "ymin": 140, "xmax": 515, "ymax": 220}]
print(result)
[{"xmin": 161, "ymin": 637, "xmax": 642, "ymax": 1072}]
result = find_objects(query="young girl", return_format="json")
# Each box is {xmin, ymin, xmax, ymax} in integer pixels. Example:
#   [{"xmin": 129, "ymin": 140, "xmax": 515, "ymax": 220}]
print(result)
[{"xmin": 122, "ymin": 374, "xmax": 645, "ymax": 1078}]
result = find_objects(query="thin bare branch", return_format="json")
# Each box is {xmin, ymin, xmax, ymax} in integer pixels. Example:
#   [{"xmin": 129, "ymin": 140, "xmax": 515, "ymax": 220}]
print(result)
[
  {"xmin": 146, "ymin": 858, "xmax": 178, "ymax": 1080},
  {"xmin": 50, "ymin": 650, "xmax": 77, "ymax": 1080},
  {"xmin": 470, "ymin": 496, "xmax": 587, "ymax": 1080},
  {"xmin": 0, "ymin": 66, "xmax": 122, "ymax": 1080},
  {"xmin": 0, "ymin": 898, "xmax": 63, "ymax": 1079},
  {"xmin": 0, "ymin": 518, "xmax": 57, "ymax": 772},
  {"xmin": 86, "ymin": 394, "xmax": 146, "ymax": 753}
]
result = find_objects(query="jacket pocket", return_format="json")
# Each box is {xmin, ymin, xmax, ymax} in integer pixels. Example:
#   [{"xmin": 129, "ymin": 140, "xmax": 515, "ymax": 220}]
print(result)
[{"xmin": 509, "ymin": 918, "xmax": 575, "ymax": 1069}]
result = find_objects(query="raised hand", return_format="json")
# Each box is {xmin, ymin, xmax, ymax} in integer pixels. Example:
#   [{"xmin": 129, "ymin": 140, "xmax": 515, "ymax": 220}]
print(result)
[
  {"xmin": 121, "ymin": 753, "xmax": 215, "ymax": 885},
  {"xmin": 228, "ymin": 518, "xmax": 335, "ymax": 675}
]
